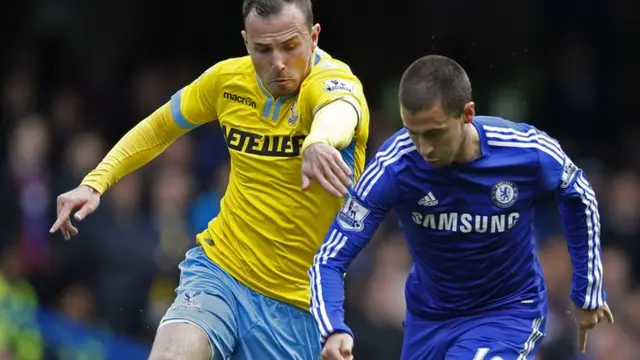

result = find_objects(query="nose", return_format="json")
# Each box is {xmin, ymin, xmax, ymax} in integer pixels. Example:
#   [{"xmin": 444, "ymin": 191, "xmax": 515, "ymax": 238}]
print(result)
[
  {"xmin": 417, "ymin": 138, "xmax": 434, "ymax": 158},
  {"xmin": 272, "ymin": 50, "xmax": 286, "ymax": 72}
]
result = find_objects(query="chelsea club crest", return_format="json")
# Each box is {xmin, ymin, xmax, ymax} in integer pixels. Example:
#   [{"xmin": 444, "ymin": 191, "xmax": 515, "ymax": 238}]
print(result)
[{"xmin": 491, "ymin": 181, "xmax": 518, "ymax": 208}]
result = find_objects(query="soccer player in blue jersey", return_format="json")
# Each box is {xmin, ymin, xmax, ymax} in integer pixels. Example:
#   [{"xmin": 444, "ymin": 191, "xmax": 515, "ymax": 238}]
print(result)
[{"xmin": 309, "ymin": 55, "xmax": 614, "ymax": 360}]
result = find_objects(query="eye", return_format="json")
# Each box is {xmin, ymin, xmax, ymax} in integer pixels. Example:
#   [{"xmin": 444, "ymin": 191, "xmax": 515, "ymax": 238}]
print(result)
[
  {"xmin": 284, "ymin": 43, "xmax": 299, "ymax": 51},
  {"xmin": 424, "ymin": 130, "xmax": 444, "ymax": 138}
]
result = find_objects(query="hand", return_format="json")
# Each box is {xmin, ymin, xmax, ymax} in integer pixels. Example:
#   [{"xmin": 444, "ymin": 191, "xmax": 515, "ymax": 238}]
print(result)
[
  {"xmin": 575, "ymin": 302, "xmax": 615, "ymax": 352},
  {"xmin": 301, "ymin": 142, "xmax": 353, "ymax": 197},
  {"xmin": 321, "ymin": 333, "xmax": 354, "ymax": 360},
  {"xmin": 50, "ymin": 185, "xmax": 101, "ymax": 240}
]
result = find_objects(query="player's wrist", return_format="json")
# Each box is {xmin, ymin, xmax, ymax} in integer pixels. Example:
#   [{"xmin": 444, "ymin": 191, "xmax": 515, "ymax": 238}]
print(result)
[
  {"xmin": 570, "ymin": 292, "xmax": 602, "ymax": 311},
  {"xmin": 78, "ymin": 183, "xmax": 102, "ymax": 196},
  {"xmin": 301, "ymin": 138, "xmax": 331, "ymax": 154},
  {"xmin": 323, "ymin": 327, "xmax": 354, "ymax": 343}
]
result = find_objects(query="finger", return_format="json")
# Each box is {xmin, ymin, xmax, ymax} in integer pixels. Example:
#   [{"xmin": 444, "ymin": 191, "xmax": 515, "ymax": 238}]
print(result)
[
  {"xmin": 56, "ymin": 194, "xmax": 65, "ymax": 214},
  {"xmin": 60, "ymin": 219, "xmax": 78, "ymax": 240},
  {"xmin": 323, "ymin": 347, "xmax": 341, "ymax": 360},
  {"xmin": 320, "ymin": 161, "xmax": 349, "ymax": 196},
  {"xmin": 301, "ymin": 173, "xmax": 311, "ymax": 190},
  {"xmin": 307, "ymin": 167, "xmax": 343, "ymax": 197},
  {"xmin": 74, "ymin": 202, "xmax": 95, "ymax": 221},
  {"xmin": 65, "ymin": 221, "xmax": 79, "ymax": 236},
  {"xmin": 593, "ymin": 310, "xmax": 603, "ymax": 325},
  {"xmin": 603, "ymin": 305, "xmax": 615, "ymax": 324},
  {"xmin": 313, "ymin": 167, "xmax": 344, "ymax": 197},
  {"xmin": 50, "ymin": 202, "xmax": 75, "ymax": 233},
  {"xmin": 578, "ymin": 328, "xmax": 588, "ymax": 353},
  {"xmin": 329, "ymin": 156, "xmax": 353, "ymax": 188},
  {"xmin": 341, "ymin": 335, "xmax": 354, "ymax": 351},
  {"xmin": 340, "ymin": 335, "xmax": 354, "ymax": 358},
  {"xmin": 332, "ymin": 152, "xmax": 353, "ymax": 178}
]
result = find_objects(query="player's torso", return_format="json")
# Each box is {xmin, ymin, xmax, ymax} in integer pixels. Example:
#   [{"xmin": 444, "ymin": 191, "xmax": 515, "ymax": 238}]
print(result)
[
  {"xmin": 394, "ymin": 130, "xmax": 546, "ymax": 318},
  {"xmin": 200, "ymin": 55, "xmax": 367, "ymax": 308}
]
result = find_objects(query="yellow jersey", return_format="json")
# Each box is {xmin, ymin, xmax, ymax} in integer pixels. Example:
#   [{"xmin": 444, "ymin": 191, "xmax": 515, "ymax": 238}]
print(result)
[{"xmin": 171, "ymin": 49, "xmax": 369, "ymax": 309}]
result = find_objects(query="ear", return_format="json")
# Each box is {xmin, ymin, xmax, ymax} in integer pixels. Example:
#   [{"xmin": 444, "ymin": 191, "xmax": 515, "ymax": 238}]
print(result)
[
  {"xmin": 463, "ymin": 101, "xmax": 475, "ymax": 124},
  {"xmin": 311, "ymin": 23, "xmax": 321, "ymax": 50},
  {"xmin": 241, "ymin": 30, "xmax": 250, "ymax": 55}
]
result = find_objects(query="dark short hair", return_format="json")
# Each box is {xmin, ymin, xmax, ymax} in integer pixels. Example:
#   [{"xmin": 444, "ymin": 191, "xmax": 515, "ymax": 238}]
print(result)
[
  {"xmin": 242, "ymin": 0, "xmax": 314, "ymax": 28},
  {"xmin": 399, "ymin": 55, "xmax": 472, "ymax": 116}
]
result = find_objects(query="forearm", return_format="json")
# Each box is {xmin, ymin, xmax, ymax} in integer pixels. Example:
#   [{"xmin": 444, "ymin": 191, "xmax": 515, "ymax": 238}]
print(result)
[
  {"xmin": 302, "ymin": 99, "xmax": 359, "ymax": 153},
  {"xmin": 558, "ymin": 171, "xmax": 605, "ymax": 309},
  {"xmin": 309, "ymin": 227, "xmax": 357, "ymax": 341},
  {"xmin": 309, "ymin": 155, "xmax": 394, "ymax": 340},
  {"xmin": 81, "ymin": 103, "xmax": 187, "ymax": 194}
]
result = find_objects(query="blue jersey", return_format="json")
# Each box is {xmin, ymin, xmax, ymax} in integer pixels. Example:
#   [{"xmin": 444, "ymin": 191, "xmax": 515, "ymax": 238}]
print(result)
[{"xmin": 308, "ymin": 116, "xmax": 605, "ymax": 341}]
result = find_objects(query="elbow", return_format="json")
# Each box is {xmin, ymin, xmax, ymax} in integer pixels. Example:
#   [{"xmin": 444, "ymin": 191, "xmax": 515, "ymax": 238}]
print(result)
[
  {"xmin": 308, "ymin": 259, "xmax": 338, "ymax": 278},
  {"xmin": 321, "ymin": 99, "xmax": 360, "ymax": 134},
  {"xmin": 139, "ymin": 103, "xmax": 189, "ymax": 141}
]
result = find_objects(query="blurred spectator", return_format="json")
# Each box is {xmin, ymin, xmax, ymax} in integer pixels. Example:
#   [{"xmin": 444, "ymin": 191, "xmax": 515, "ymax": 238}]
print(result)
[
  {"xmin": 90, "ymin": 172, "xmax": 157, "ymax": 340},
  {"xmin": 188, "ymin": 161, "xmax": 230, "ymax": 237},
  {"xmin": 0, "ymin": 241, "xmax": 43, "ymax": 360},
  {"xmin": 2, "ymin": 67, "xmax": 38, "ymax": 123},
  {"xmin": 4, "ymin": 115, "xmax": 55, "ymax": 296},
  {"xmin": 146, "ymin": 167, "xmax": 195, "ymax": 331}
]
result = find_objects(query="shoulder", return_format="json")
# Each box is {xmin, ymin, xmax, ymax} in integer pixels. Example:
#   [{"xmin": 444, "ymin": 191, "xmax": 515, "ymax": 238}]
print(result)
[
  {"xmin": 197, "ymin": 56, "xmax": 254, "ymax": 86},
  {"xmin": 304, "ymin": 49, "xmax": 361, "ymax": 86},
  {"xmin": 474, "ymin": 116, "xmax": 534, "ymax": 133},
  {"xmin": 477, "ymin": 116, "xmax": 564, "ymax": 163},
  {"xmin": 353, "ymin": 129, "xmax": 415, "ymax": 201},
  {"xmin": 377, "ymin": 128, "xmax": 414, "ymax": 154},
  {"xmin": 366, "ymin": 129, "xmax": 416, "ymax": 175},
  {"xmin": 212, "ymin": 56, "xmax": 254, "ymax": 76},
  {"xmin": 298, "ymin": 50, "xmax": 366, "ymax": 114}
]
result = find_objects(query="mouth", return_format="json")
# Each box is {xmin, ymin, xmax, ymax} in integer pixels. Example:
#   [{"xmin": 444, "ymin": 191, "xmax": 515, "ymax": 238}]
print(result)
[{"xmin": 272, "ymin": 78, "xmax": 291, "ymax": 84}]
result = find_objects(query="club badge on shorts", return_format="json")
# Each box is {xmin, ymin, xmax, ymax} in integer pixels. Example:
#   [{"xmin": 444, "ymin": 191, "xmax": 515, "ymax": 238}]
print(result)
[{"xmin": 176, "ymin": 291, "xmax": 202, "ymax": 310}]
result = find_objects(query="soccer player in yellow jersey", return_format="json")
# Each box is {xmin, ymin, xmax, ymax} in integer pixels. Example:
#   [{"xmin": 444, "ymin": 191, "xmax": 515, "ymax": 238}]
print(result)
[{"xmin": 50, "ymin": 0, "xmax": 369, "ymax": 359}]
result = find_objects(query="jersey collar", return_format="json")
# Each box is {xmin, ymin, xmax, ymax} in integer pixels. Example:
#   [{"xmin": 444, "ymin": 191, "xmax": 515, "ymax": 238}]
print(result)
[{"xmin": 471, "ymin": 117, "xmax": 490, "ymax": 156}]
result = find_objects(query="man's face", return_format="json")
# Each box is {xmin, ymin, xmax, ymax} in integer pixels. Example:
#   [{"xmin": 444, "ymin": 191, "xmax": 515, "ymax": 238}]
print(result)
[
  {"xmin": 401, "ymin": 102, "xmax": 475, "ymax": 168},
  {"xmin": 242, "ymin": 4, "xmax": 320, "ymax": 97}
]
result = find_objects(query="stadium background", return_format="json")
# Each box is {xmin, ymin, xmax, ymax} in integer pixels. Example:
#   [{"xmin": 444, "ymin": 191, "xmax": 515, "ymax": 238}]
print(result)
[{"xmin": 1, "ymin": 0, "xmax": 639, "ymax": 359}]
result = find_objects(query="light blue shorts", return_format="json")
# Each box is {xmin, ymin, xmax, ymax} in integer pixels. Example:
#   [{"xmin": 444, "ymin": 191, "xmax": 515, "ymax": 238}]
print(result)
[{"xmin": 160, "ymin": 246, "xmax": 321, "ymax": 360}]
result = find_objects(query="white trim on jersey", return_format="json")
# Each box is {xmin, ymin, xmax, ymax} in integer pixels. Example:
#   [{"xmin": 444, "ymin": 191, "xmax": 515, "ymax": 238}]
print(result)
[
  {"xmin": 483, "ymin": 125, "xmax": 566, "ymax": 165},
  {"xmin": 516, "ymin": 317, "xmax": 545, "ymax": 360},
  {"xmin": 574, "ymin": 172, "xmax": 604, "ymax": 309},
  {"xmin": 309, "ymin": 228, "xmax": 349, "ymax": 339},
  {"xmin": 355, "ymin": 134, "xmax": 416, "ymax": 200},
  {"xmin": 355, "ymin": 133, "xmax": 414, "ymax": 198}
]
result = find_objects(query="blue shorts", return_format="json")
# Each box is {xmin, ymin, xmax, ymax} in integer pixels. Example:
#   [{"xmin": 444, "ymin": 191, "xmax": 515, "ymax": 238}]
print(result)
[
  {"xmin": 160, "ymin": 247, "xmax": 321, "ymax": 360},
  {"xmin": 402, "ymin": 312, "xmax": 546, "ymax": 360}
]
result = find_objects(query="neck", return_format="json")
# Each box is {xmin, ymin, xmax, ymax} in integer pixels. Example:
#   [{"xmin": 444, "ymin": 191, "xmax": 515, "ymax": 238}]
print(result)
[{"xmin": 455, "ymin": 123, "xmax": 481, "ymax": 163}]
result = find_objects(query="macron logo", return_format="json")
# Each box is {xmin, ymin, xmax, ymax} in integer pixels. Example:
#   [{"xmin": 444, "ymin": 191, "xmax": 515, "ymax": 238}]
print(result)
[{"xmin": 419, "ymin": 192, "xmax": 439, "ymax": 207}]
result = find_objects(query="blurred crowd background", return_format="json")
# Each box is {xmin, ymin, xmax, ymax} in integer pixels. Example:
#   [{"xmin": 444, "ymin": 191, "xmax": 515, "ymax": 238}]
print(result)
[{"xmin": 1, "ymin": 0, "xmax": 639, "ymax": 359}]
